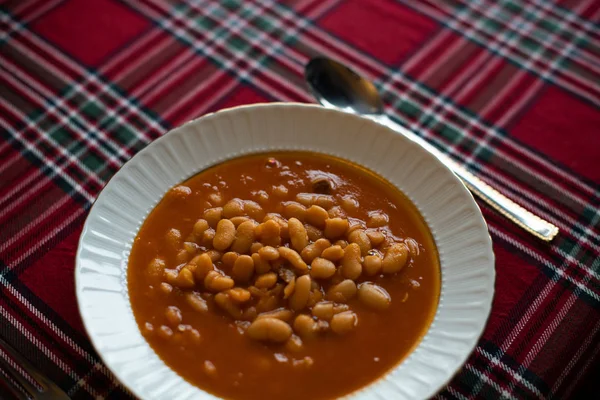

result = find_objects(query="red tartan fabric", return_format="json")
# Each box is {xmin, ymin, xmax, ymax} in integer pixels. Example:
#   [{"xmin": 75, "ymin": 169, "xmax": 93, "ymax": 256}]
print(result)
[{"xmin": 1, "ymin": 0, "xmax": 599, "ymax": 399}]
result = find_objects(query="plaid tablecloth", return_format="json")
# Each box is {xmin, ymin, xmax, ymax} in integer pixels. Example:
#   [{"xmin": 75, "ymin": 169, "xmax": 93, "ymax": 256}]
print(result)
[{"xmin": 1, "ymin": 0, "xmax": 599, "ymax": 399}]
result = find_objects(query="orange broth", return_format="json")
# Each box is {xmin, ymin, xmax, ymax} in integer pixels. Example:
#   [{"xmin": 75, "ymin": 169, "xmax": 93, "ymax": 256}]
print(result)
[{"xmin": 128, "ymin": 152, "xmax": 440, "ymax": 399}]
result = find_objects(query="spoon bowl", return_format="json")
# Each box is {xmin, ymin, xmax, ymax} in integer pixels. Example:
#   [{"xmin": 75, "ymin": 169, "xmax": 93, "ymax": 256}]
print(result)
[{"xmin": 305, "ymin": 57, "xmax": 383, "ymax": 115}]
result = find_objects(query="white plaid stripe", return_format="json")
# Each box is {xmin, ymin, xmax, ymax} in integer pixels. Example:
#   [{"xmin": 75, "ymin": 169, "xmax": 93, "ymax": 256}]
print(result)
[
  {"xmin": 478, "ymin": 0, "xmax": 598, "ymax": 122},
  {"xmin": 54, "ymin": 4, "xmax": 328, "ymax": 394},
  {"xmin": 133, "ymin": 2, "xmax": 230, "ymax": 103},
  {"xmin": 397, "ymin": 2, "xmax": 598, "ymax": 195},
  {"xmin": 2, "ymin": 1, "xmax": 284, "ymax": 393},
  {"xmin": 99, "ymin": 27, "xmax": 166, "ymax": 74},
  {"xmin": 95, "ymin": 7, "xmax": 221, "ymax": 109},
  {"xmin": 384, "ymin": 0, "xmax": 506, "ymax": 161},
  {"xmin": 486, "ymin": 224, "xmax": 597, "ymax": 318},
  {"xmin": 531, "ymin": 0, "xmax": 600, "ymax": 41},
  {"xmin": 466, "ymin": 203, "xmax": 545, "ymax": 398},
  {"xmin": 0, "ymin": 277, "xmax": 105, "ymax": 368},
  {"xmin": 131, "ymin": 5, "xmax": 258, "ymax": 119},
  {"xmin": 0, "ymin": 20, "xmax": 173, "ymax": 247},
  {"xmin": 1, "ymin": 0, "xmax": 327, "ymax": 394},
  {"xmin": 275, "ymin": 0, "xmax": 600, "ymax": 263},
  {"xmin": 1, "ymin": 37, "xmax": 152, "ymax": 176},
  {"xmin": 471, "ymin": 0, "xmax": 600, "ymax": 75},
  {"xmin": 180, "ymin": 0, "xmax": 312, "ymax": 96},
  {"xmin": 0, "ymin": 175, "xmax": 89, "ymax": 261},
  {"xmin": 463, "ymin": 0, "xmax": 600, "ymax": 269},
  {"xmin": 164, "ymin": 0, "xmax": 339, "ymax": 120},
  {"xmin": 4, "ymin": 0, "xmax": 596, "ymax": 294},
  {"xmin": 389, "ymin": 1, "xmax": 600, "ymax": 254},
  {"xmin": 551, "ymin": 317, "xmax": 600, "ymax": 394},
  {"xmin": 231, "ymin": 0, "xmax": 332, "ymax": 65},
  {"xmin": 2, "ymin": 7, "xmax": 165, "ymax": 167},
  {"xmin": 2, "ymin": 57, "xmax": 129, "ymax": 171},
  {"xmin": 268, "ymin": 0, "xmax": 599, "ymax": 204},
  {"xmin": 435, "ymin": 0, "xmax": 600, "ymax": 104},
  {"xmin": 134, "ymin": 0, "xmax": 319, "ymax": 121},
  {"xmin": 477, "ymin": 173, "xmax": 600, "ymax": 256},
  {"xmin": 504, "ymin": 254, "xmax": 600, "ymax": 396},
  {"xmin": 0, "ymin": 187, "xmax": 74, "ymax": 253},
  {"xmin": 561, "ymin": 336, "xmax": 600, "ymax": 398},
  {"xmin": 0, "ymin": 153, "xmax": 77, "ymax": 214},
  {"xmin": 505, "ymin": 275, "xmax": 589, "ymax": 393},
  {"xmin": 127, "ymin": 47, "xmax": 203, "ymax": 100},
  {"xmin": 0, "ymin": 98, "xmax": 96, "ymax": 204},
  {"xmin": 407, "ymin": 0, "xmax": 600, "ymax": 87},
  {"xmin": 6, "ymin": 7, "xmax": 167, "ymax": 142},
  {"xmin": 2, "ymin": 201, "xmax": 86, "ymax": 267},
  {"xmin": 490, "ymin": 227, "xmax": 597, "ymax": 394},
  {"xmin": 174, "ymin": 78, "xmax": 239, "ymax": 122},
  {"xmin": 466, "ymin": 363, "xmax": 517, "ymax": 399},
  {"xmin": 0, "ymin": 347, "xmax": 42, "ymax": 391},
  {"xmin": 3, "ymin": 0, "xmax": 55, "ymax": 18},
  {"xmin": 521, "ymin": 278, "xmax": 600, "ymax": 366},
  {"xmin": 270, "ymin": 0, "xmax": 600, "ymax": 211},
  {"xmin": 217, "ymin": 0, "xmax": 600, "ymax": 294},
  {"xmin": 127, "ymin": 40, "xmax": 223, "ymax": 107},
  {"xmin": 2, "ymin": 37, "xmax": 128, "ymax": 384},
  {"xmin": 2, "ymin": 1, "xmax": 596, "ymax": 396},
  {"xmin": 182, "ymin": 0, "xmax": 325, "ymax": 90},
  {"xmin": 131, "ymin": 1, "xmax": 261, "ymax": 107},
  {"xmin": 465, "ymin": 0, "xmax": 588, "ymax": 116},
  {"xmin": 0, "ymin": 66, "xmax": 100, "ymax": 206},
  {"xmin": 487, "ymin": 222, "xmax": 600, "ymax": 397},
  {"xmin": 477, "ymin": 348, "xmax": 544, "ymax": 398},
  {"xmin": 216, "ymin": 0, "xmax": 600, "ymax": 265},
  {"xmin": 0, "ymin": 304, "xmax": 100, "ymax": 397},
  {"xmin": 3, "ymin": 14, "xmax": 164, "ymax": 145},
  {"xmin": 444, "ymin": 386, "xmax": 470, "ymax": 400},
  {"xmin": 529, "ymin": 0, "xmax": 600, "ymax": 70},
  {"xmin": 393, "ymin": 1, "xmax": 599, "ymax": 200},
  {"xmin": 151, "ymin": 4, "xmax": 249, "ymax": 119},
  {"xmin": 0, "ymin": 365, "xmax": 30, "ymax": 398},
  {"xmin": 67, "ymin": 362, "xmax": 121, "ymax": 398},
  {"xmin": 0, "ymin": 276, "xmax": 118, "ymax": 396},
  {"xmin": 151, "ymin": 0, "xmax": 600, "ymax": 216}
]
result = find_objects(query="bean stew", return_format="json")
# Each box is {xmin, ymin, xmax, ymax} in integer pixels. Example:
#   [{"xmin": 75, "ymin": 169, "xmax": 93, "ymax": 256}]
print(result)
[{"xmin": 128, "ymin": 152, "xmax": 440, "ymax": 399}]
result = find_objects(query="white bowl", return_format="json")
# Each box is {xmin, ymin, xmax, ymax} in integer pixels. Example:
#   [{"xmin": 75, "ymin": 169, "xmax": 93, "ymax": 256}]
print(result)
[{"xmin": 75, "ymin": 103, "xmax": 494, "ymax": 400}]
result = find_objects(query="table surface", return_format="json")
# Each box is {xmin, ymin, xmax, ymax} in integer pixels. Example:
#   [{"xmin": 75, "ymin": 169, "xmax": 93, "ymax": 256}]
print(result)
[{"xmin": 1, "ymin": 0, "xmax": 599, "ymax": 399}]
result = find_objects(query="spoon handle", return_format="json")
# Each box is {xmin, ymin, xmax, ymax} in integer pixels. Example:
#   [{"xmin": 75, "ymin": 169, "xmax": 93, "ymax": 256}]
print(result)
[{"xmin": 377, "ymin": 116, "xmax": 559, "ymax": 242}]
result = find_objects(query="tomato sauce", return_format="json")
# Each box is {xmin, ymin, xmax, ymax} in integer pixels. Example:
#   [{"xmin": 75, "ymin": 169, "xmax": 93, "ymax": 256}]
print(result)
[{"xmin": 128, "ymin": 152, "xmax": 440, "ymax": 399}]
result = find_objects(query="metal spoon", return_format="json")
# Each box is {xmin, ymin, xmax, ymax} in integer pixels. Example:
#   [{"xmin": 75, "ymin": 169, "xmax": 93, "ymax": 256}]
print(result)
[{"xmin": 305, "ymin": 56, "xmax": 558, "ymax": 241}]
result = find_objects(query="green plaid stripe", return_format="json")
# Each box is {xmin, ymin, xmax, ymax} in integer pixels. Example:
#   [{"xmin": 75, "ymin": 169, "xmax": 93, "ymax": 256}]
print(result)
[
  {"xmin": 161, "ymin": 0, "xmax": 304, "ymax": 88},
  {"xmin": 266, "ymin": 0, "xmax": 599, "ymax": 202},
  {"xmin": 481, "ymin": 0, "xmax": 596, "ymax": 68},
  {"xmin": 148, "ymin": 0, "xmax": 600, "ymax": 308},
  {"xmin": 379, "ymin": 0, "xmax": 598, "ymax": 209},
  {"xmin": 440, "ymin": 0, "xmax": 599, "ymax": 102},
  {"xmin": 4, "ymin": 37, "xmax": 167, "ymax": 198},
  {"xmin": 4, "ymin": 0, "xmax": 598, "ymax": 285},
  {"xmin": 377, "ymin": 1, "xmax": 599, "ymax": 227},
  {"xmin": 148, "ymin": 16, "xmax": 600, "ymax": 386},
  {"xmin": 1, "ymin": 0, "xmax": 599, "ymax": 399}
]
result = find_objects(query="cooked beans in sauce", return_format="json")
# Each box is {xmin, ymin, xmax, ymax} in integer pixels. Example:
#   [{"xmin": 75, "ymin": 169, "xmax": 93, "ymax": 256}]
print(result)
[{"xmin": 128, "ymin": 152, "xmax": 440, "ymax": 399}]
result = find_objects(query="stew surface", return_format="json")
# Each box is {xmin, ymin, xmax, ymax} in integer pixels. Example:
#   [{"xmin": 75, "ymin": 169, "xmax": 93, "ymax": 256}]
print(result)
[{"xmin": 128, "ymin": 152, "xmax": 440, "ymax": 399}]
